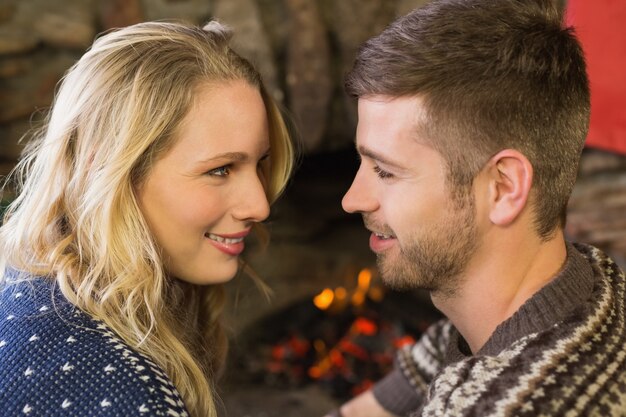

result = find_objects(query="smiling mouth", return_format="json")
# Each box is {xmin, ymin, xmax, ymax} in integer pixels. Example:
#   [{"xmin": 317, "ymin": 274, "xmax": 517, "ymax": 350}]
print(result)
[
  {"xmin": 205, "ymin": 233, "xmax": 245, "ymax": 244},
  {"xmin": 373, "ymin": 232, "xmax": 395, "ymax": 240}
]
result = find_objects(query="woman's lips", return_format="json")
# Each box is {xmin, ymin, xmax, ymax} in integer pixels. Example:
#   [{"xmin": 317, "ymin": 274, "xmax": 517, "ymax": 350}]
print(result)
[{"xmin": 205, "ymin": 229, "xmax": 250, "ymax": 256}]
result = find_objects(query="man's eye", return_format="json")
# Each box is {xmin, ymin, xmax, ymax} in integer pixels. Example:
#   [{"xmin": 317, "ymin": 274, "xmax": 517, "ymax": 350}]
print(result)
[
  {"xmin": 207, "ymin": 165, "xmax": 230, "ymax": 177},
  {"xmin": 373, "ymin": 165, "xmax": 394, "ymax": 179}
]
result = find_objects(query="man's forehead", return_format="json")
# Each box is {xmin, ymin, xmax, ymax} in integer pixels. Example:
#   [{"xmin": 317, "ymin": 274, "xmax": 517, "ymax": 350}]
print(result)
[
  {"xmin": 356, "ymin": 94, "xmax": 430, "ymax": 147},
  {"xmin": 357, "ymin": 94, "xmax": 428, "ymax": 113}
]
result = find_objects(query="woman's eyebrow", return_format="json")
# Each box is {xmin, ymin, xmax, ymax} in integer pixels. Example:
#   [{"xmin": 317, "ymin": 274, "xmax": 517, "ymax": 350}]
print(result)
[{"xmin": 196, "ymin": 152, "xmax": 249, "ymax": 164}]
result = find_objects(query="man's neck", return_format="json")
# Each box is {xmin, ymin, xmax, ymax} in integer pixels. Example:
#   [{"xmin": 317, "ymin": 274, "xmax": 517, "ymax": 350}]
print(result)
[{"xmin": 431, "ymin": 230, "xmax": 568, "ymax": 354}]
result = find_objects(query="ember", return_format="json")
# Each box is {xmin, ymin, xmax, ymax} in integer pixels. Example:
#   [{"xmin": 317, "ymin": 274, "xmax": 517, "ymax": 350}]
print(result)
[{"xmin": 231, "ymin": 268, "xmax": 441, "ymax": 400}]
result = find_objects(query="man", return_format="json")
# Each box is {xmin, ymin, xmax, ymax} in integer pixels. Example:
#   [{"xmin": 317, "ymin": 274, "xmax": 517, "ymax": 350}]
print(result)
[{"xmin": 329, "ymin": 0, "xmax": 626, "ymax": 416}]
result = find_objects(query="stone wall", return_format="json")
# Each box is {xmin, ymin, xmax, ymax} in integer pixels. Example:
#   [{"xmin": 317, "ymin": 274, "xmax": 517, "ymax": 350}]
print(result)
[{"xmin": 0, "ymin": 0, "xmax": 432, "ymax": 178}]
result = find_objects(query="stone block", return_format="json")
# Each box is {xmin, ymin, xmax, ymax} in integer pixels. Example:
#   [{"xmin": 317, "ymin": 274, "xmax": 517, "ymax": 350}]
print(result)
[
  {"xmin": 0, "ymin": 2, "xmax": 16, "ymax": 24},
  {"xmin": 0, "ymin": 24, "xmax": 39, "ymax": 55},
  {"xmin": 285, "ymin": 0, "xmax": 332, "ymax": 153},
  {"xmin": 0, "ymin": 118, "xmax": 30, "ymax": 161},
  {"xmin": 396, "ymin": 0, "xmax": 433, "ymax": 18},
  {"xmin": 99, "ymin": 0, "xmax": 144, "ymax": 29},
  {"xmin": 33, "ymin": 11, "xmax": 96, "ymax": 49},
  {"xmin": 213, "ymin": 0, "xmax": 281, "ymax": 102},
  {"xmin": 0, "ymin": 51, "xmax": 78, "ymax": 123},
  {"xmin": 0, "ymin": 56, "xmax": 34, "ymax": 78},
  {"xmin": 140, "ymin": 0, "xmax": 211, "ymax": 23}
]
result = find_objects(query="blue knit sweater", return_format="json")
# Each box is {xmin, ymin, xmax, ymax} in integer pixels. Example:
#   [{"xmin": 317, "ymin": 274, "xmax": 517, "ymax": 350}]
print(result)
[{"xmin": 0, "ymin": 275, "xmax": 190, "ymax": 416}]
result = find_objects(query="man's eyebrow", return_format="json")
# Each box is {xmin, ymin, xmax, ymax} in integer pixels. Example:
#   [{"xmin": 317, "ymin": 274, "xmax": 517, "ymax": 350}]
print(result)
[{"xmin": 357, "ymin": 145, "xmax": 402, "ymax": 168}]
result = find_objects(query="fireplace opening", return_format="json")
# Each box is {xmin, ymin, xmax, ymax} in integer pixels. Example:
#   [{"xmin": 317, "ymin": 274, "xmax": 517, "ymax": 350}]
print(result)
[
  {"xmin": 217, "ymin": 148, "xmax": 444, "ymax": 416},
  {"xmin": 224, "ymin": 267, "xmax": 442, "ymax": 402}
]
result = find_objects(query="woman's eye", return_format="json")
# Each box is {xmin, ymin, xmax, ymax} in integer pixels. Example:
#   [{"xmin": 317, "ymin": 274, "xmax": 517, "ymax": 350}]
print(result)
[
  {"xmin": 207, "ymin": 165, "xmax": 230, "ymax": 177},
  {"xmin": 257, "ymin": 153, "xmax": 270, "ymax": 168},
  {"xmin": 373, "ymin": 165, "xmax": 394, "ymax": 179}
]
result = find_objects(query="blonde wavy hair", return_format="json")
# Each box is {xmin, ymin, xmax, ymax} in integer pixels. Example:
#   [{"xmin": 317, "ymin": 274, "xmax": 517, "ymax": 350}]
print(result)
[{"xmin": 0, "ymin": 21, "xmax": 294, "ymax": 417}]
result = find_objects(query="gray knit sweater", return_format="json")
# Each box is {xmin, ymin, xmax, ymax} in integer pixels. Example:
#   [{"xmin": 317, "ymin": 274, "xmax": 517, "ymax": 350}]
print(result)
[{"xmin": 372, "ymin": 243, "xmax": 626, "ymax": 416}]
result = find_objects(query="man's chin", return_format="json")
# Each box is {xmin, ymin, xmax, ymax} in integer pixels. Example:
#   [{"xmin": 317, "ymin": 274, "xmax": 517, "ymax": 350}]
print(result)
[{"xmin": 377, "ymin": 254, "xmax": 424, "ymax": 291}]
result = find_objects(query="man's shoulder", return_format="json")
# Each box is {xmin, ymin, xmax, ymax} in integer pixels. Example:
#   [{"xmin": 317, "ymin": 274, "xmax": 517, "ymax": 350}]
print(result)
[
  {"xmin": 421, "ymin": 244, "xmax": 626, "ymax": 416},
  {"xmin": 0, "ymin": 278, "xmax": 189, "ymax": 416},
  {"xmin": 572, "ymin": 242, "xmax": 625, "ymax": 276}
]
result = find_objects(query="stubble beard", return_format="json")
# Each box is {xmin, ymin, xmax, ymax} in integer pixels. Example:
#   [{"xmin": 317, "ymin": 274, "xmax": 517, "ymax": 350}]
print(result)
[{"xmin": 374, "ymin": 193, "xmax": 479, "ymax": 299}]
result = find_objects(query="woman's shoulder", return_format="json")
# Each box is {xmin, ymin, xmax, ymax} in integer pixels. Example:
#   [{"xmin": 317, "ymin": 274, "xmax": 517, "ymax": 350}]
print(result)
[{"xmin": 0, "ymin": 277, "xmax": 190, "ymax": 416}]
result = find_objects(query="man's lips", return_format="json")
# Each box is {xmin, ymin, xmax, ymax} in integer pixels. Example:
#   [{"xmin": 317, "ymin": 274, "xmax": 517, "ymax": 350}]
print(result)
[{"xmin": 368, "ymin": 231, "xmax": 397, "ymax": 253}]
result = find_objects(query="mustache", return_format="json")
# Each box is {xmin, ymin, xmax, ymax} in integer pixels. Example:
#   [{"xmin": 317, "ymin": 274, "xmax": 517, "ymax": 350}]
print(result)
[{"xmin": 362, "ymin": 215, "xmax": 394, "ymax": 236}]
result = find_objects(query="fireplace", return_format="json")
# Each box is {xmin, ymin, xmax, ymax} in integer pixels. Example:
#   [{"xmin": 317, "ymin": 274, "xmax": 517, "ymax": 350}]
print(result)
[
  {"xmin": 215, "ymin": 147, "xmax": 440, "ymax": 416},
  {"xmin": 226, "ymin": 266, "xmax": 441, "ymax": 398}
]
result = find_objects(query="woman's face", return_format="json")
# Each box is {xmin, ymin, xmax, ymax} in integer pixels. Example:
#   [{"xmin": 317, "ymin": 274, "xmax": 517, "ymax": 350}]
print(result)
[{"xmin": 137, "ymin": 80, "xmax": 271, "ymax": 285}]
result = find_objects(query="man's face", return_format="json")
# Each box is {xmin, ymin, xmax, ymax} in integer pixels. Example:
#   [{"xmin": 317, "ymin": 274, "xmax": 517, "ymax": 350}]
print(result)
[{"xmin": 342, "ymin": 95, "xmax": 480, "ymax": 297}]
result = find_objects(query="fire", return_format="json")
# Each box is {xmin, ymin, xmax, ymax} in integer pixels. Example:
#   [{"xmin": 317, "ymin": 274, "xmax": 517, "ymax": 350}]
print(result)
[
  {"xmin": 351, "ymin": 268, "xmax": 373, "ymax": 307},
  {"xmin": 358, "ymin": 268, "xmax": 372, "ymax": 289},
  {"xmin": 334, "ymin": 287, "xmax": 347, "ymax": 301},
  {"xmin": 313, "ymin": 288, "xmax": 334, "ymax": 310},
  {"xmin": 368, "ymin": 286, "xmax": 384, "ymax": 302},
  {"xmin": 313, "ymin": 268, "xmax": 377, "ymax": 311},
  {"xmin": 263, "ymin": 265, "xmax": 426, "ymax": 399}
]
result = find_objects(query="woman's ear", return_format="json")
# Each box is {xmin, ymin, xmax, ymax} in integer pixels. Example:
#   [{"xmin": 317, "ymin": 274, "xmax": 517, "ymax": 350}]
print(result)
[{"xmin": 485, "ymin": 149, "xmax": 533, "ymax": 226}]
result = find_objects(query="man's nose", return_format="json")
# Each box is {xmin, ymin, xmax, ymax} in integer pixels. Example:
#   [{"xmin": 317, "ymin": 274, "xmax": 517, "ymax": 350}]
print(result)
[{"xmin": 342, "ymin": 166, "xmax": 378, "ymax": 214}]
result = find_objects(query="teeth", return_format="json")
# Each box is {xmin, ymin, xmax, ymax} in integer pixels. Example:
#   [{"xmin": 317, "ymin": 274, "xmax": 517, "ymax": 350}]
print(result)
[
  {"xmin": 375, "ymin": 233, "xmax": 394, "ymax": 239},
  {"xmin": 206, "ymin": 233, "xmax": 244, "ymax": 244}
]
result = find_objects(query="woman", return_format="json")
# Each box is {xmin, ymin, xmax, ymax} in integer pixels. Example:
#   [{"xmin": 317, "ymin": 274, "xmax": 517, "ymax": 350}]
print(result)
[{"xmin": 0, "ymin": 21, "xmax": 294, "ymax": 417}]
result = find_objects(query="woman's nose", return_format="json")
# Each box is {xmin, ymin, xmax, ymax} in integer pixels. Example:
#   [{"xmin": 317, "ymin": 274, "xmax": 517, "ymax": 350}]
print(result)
[{"xmin": 232, "ymin": 172, "xmax": 271, "ymax": 223}]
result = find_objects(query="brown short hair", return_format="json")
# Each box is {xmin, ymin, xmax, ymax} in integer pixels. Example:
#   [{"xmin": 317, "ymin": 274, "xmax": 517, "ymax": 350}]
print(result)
[{"xmin": 345, "ymin": 0, "xmax": 590, "ymax": 239}]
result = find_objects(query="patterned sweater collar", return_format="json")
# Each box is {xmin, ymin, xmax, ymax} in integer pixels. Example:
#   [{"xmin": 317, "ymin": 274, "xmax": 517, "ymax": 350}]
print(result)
[{"xmin": 446, "ymin": 242, "xmax": 596, "ymax": 362}]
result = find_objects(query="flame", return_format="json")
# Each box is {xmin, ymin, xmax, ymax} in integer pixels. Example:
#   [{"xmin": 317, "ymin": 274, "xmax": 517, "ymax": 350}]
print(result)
[
  {"xmin": 368, "ymin": 286, "xmax": 384, "ymax": 302},
  {"xmin": 313, "ymin": 339, "xmax": 326, "ymax": 353},
  {"xmin": 334, "ymin": 287, "xmax": 347, "ymax": 300},
  {"xmin": 394, "ymin": 335, "xmax": 416, "ymax": 348},
  {"xmin": 351, "ymin": 268, "xmax": 373, "ymax": 307},
  {"xmin": 351, "ymin": 291, "xmax": 365, "ymax": 307},
  {"xmin": 314, "ymin": 268, "xmax": 379, "ymax": 310},
  {"xmin": 308, "ymin": 366, "xmax": 322, "ymax": 379},
  {"xmin": 357, "ymin": 268, "xmax": 372, "ymax": 290},
  {"xmin": 313, "ymin": 288, "xmax": 334, "ymax": 310},
  {"xmin": 352, "ymin": 317, "xmax": 378, "ymax": 336}
]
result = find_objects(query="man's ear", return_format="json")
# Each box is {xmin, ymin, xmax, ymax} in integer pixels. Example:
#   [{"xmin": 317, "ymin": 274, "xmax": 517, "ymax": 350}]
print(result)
[{"xmin": 485, "ymin": 149, "xmax": 533, "ymax": 226}]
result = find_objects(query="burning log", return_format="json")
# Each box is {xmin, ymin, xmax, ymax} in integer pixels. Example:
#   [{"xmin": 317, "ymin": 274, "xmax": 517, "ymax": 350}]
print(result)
[{"xmin": 247, "ymin": 268, "xmax": 434, "ymax": 399}]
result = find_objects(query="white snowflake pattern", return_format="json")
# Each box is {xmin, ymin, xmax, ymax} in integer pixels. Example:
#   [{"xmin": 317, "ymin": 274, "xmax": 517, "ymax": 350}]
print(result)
[{"xmin": 2, "ymin": 281, "xmax": 193, "ymax": 416}]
